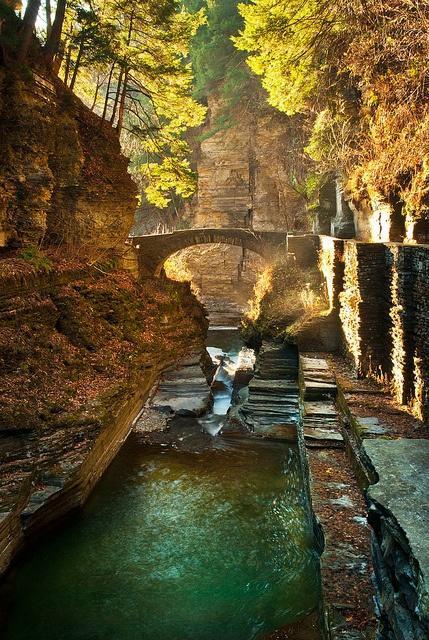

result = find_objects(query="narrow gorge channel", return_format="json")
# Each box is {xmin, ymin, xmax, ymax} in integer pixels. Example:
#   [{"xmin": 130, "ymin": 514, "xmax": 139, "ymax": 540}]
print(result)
[{"xmin": 0, "ymin": 327, "xmax": 321, "ymax": 640}]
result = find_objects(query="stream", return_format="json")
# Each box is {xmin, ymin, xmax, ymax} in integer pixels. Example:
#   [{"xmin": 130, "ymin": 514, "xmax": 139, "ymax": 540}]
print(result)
[{"xmin": 0, "ymin": 328, "xmax": 321, "ymax": 640}]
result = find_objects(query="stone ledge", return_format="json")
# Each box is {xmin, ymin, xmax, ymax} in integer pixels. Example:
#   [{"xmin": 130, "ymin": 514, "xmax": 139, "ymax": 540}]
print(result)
[{"xmin": 364, "ymin": 439, "xmax": 429, "ymax": 639}]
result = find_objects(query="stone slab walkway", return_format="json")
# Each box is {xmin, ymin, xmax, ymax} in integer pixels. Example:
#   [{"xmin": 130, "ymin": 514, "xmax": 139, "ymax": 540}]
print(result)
[
  {"xmin": 313, "ymin": 351, "xmax": 429, "ymax": 639},
  {"xmin": 301, "ymin": 354, "xmax": 376, "ymax": 639},
  {"xmin": 364, "ymin": 439, "xmax": 429, "ymax": 639}
]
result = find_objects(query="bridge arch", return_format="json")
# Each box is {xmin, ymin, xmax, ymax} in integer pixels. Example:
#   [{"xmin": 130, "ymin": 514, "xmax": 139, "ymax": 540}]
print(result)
[
  {"xmin": 129, "ymin": 228, "xmax": 319, "ymax": 278},
  {"xmin": 131, "ymin": 228, "xmax": 289, "ymax": 277}
]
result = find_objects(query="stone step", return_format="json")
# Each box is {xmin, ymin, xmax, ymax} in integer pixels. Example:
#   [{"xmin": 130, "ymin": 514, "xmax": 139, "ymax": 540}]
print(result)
[
  {"xmin": 303, "ymin": 427, "xmax": 344, "ymax": 444},
  {"xmin": 253, "ymin": 423, "xmax": 297, "ymax": 441},
  {"xmin": 249, "ymin": 379, "xmax": 299, "ymax": 391},
  {"xmin": 303, "ymin": 418, "xmax": 339, "ymax": 430},
  {"xmin": 241, "ymin": 410, "xmax": 299, "ymax": 420},
  {"xmin": 304, "ymin": 380, "xmax": 337, "ymax": 400},
  {"xmin": 248, "ymin": 388, "xmax": 299, "ymax": 398},
  {"xmin": 301, "ymin": 356, "xmax": 330, "ymax": 370},
  {"xmin": 255, "ymin": 371, "xmax": 297, "ymax": 380},
  {"xmin": 304, "ymin": 401, "xmax": 337, "ymax": 417}
]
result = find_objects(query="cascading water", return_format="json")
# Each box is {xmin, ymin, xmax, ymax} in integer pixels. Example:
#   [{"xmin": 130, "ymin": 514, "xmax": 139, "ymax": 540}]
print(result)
[
  {"xmin": 200, "ymin": 327, "xmax": 255, "ymax": 435},
  {"xmin": 0, "ymin": 327, "xmax": 321, "ymax": 640}
]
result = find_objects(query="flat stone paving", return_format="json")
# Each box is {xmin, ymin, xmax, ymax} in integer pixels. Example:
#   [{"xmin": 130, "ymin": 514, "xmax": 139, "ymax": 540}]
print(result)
[
  {"xmin": 301, "ymin": 354, "xmax": 376, "ymax": 639},
  {"xmin": 302, "ymin": 357, "xmax": 343, "ymax": 447},
  {"xmin": 318, "ymin": 351, "xmax": 429, "ymax": 638}
]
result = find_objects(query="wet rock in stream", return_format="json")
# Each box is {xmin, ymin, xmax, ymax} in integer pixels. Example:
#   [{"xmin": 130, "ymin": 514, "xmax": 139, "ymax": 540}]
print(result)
[
  {"xmin": 225, "ymin": 342, "xmax": 300, "ymax": 441},
  {"xmin": 148, "ymin": 352, "xmax": 213, "ymax": 417}
]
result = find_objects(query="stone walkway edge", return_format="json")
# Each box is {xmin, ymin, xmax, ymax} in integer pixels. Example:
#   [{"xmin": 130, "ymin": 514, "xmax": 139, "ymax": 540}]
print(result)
[{"xmin": 303, "ymin": 352, "xmax": 429, "ymax": 639}]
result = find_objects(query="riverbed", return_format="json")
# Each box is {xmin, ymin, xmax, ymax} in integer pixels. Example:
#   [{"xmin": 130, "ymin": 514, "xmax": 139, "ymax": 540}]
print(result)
[{"xmin": 0, "ymin": 329, "xmax": 320, "ymax": 640}]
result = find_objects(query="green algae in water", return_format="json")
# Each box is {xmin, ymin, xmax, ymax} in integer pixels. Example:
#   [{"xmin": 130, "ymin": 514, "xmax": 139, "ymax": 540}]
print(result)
[{"xmin": 2, "ymin": 436, "xmax": 320, "ymax": 640}]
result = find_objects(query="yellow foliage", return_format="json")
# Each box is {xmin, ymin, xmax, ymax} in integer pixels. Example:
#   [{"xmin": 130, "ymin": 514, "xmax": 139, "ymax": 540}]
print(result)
[{"xmin": 245, "ymin": 265, "xmax": 273, "ymax": 322}]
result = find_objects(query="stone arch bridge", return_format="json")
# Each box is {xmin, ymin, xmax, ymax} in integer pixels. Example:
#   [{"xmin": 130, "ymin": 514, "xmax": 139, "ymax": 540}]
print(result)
[{"xmin": 128, "ymin": 228, "xmax": 319, "ymax": 277}]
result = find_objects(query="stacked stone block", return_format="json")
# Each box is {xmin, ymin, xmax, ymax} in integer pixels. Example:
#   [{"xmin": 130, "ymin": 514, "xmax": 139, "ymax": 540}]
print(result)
[
  {"xmin": 325, "ymin": 240, "xmax": 429, "ymax": 422},
  {"xmin": 410, "ymin": 246, "xmax": 429, "ymax": 421}
]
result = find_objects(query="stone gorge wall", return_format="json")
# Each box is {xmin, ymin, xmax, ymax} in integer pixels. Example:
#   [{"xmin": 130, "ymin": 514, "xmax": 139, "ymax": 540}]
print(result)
[
  {"xmin": 0, "ymin": 261, "xmax": 208, "ymax": 574},
  {"xmin": 0, "ymin": 61, "xmax": 211, "ymax": 575},
  {"xmin": 303, "ymin": 239, "xmax": 429, "ymax": 638},
  {"xmin": 0, "ymin": 68, "xmax": 137, "ymax": 253},
  {"xmin": 194, "ymin": 93, "xmax": 307, "ymax": 231},
  {"xmin": 168, "ymin": 93, "xmax": 308, "ymax": 318},
  {"xmin": 320, "ymin": 238, "xmax": 429, "ymax": 423}
]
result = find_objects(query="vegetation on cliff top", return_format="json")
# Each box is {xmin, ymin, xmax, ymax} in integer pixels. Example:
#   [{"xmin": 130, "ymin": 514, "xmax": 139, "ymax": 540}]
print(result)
[
  {"xmin": 183, "ymin": 0, "xmax": 250, "ymax": 110},
  {"xmin": 1, "ymin": 0, "xmax": 207, "ymax": 208},
  {"xmin": 3, "ymin": 0, "xmax": 429, "ymax": 231},
  {"xmin": 234, "ymin": 0, "xmax": 429, "ymax": 235}
]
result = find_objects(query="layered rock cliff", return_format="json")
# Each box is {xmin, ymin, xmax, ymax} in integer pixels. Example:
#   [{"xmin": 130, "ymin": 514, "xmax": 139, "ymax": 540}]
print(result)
[
  {"xmin": 194, "ymin": 93, "xmax": 308, "ymax": 232},
  {"xmin": 164, "ymin": 93, "xmax": 309, "ymax": 321},
  {"xmin": 0, "ymin": 68, "xmax": 137, "ymax": 253},
  {"xmin": 0, "ymin": 63, "xmax": 209, "ymax": 573},
  {"xmin": 0, "ymin": 260, "xmax": 208, "ymax": 574}
]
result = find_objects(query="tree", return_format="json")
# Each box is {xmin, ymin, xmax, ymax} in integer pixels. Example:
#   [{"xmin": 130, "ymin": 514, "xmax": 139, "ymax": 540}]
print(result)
[
  {"xmin": 44, "ymin": 0, "xmax": 67, "ymax": 66},
  {"xmin": 17, "ymin": 0, "xmax": 41, "ymax": 63},
  {"xmin": 57, "ymin": 0, "xmax": 207, "ymax": 207},
  {"xmin": 234, "ymin": 0, "xmax": 429, "ymax": 237},
  {"xmin": 184, "ymin": 0, "xmax": 249, "ymax": 102}
]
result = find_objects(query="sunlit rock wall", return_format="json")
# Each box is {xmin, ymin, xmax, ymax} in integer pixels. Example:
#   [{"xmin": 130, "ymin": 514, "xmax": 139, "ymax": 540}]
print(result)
[
  {"xmin": 347, "ymin": 190, "xmax": 429, "ymax": 244},
  {"xmin": 194, "ymin": 94, "xmax": 307, "ymax": 232},
  {"xmin": 320, "ymin": 238, "xmax": 429, "ymax": 422},
  {"xmin": 0, "ymin": 68, "xmax": 137, "ymax": 253},
  {"xmin": 172, "ymin": 93, "xmax": 308, "ymax": 315}
]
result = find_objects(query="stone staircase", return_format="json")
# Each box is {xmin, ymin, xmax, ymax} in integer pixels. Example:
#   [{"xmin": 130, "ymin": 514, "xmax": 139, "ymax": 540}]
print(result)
[
  {"xmin": 301, "ymin": 356, "xmax": 344, "ymax": 448},
  {"xmin": 236, "ymin": 342, "xmax": 301, "ymax": 439}
]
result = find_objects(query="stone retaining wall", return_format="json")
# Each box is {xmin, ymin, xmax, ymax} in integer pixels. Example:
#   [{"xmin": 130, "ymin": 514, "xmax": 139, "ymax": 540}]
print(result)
[{"xmin": 319, "ymin": 238, "xmax": 429, "ymax": 423}]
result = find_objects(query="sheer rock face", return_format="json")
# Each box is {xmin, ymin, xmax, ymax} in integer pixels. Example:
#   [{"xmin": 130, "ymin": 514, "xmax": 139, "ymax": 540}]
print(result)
[
  {"xmin": 0, "ymin": 264, "xmax": 208, "ymax": 574},
  {"xmin": 194, "ymin": 93, "xmax": 307, "ymax": 232},
  {"xmin": 173, "ymin": 93, "xmax": 308, "ymax": 316},
  {"xmin": 0, "ymin": 69, "xmax": 137, "ymax": 252}
]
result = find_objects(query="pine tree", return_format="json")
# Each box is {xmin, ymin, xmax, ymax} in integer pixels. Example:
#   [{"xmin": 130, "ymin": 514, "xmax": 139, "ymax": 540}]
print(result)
[{"xmin": 58, "ymin": 0, "xmax": 206, "ymax": 207}]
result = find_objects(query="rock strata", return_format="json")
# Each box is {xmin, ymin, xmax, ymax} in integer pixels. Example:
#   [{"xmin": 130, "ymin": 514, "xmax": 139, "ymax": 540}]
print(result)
[
  {"xmin": 234, "ymin": 342, "xmax": 301, "ymax": 440},
  {"xmin": 0, "ymin": 264, "xmax": 208, "ymax": 575},
  {"xmin": 0, "ymin": 68, "xmax": 137, "ymax": 252},
  {"xmin": 149, "ymin": 353, "xmax": 213, "ymax": 417}
]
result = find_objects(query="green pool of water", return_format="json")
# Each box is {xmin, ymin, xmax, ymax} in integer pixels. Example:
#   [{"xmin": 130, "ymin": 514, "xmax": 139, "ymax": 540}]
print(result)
[
  {"xmin": 1, "ymin": 436, "xmax": 320, "ymax": 640},
  {"xmin": 1, "ymin": 329, "xmax": 320, "ymax": 640}
]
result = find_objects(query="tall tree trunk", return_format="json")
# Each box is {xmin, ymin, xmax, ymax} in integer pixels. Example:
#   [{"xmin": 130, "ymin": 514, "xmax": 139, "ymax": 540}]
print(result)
[
  {"xmin": 61, "ymin": 23, "xmax": 74, "ymax": 84},
  {"xmin": 116, "ymin": 68, "xmax": 128, "ymax": 135},
  {"xmin": 63, "ymin": 42, "xmax": 72, "ymax": 85},
  {"xmin": 110, "ymin": 68, "xmax": 123, "ymax": 125},
  {"xmin": 69, "ymin": 32, "xmax": 84, "ymax": 91},
  {"xmin": 17, "ymin": 0, "xmax": 42, "ymax": 64},
  {"xmin": 113, "ymin": 8, "xmax": 133, "ymax": 130},
  {"xmin": 44, "ymin": 0, "xmax": 67, "ymax": 67},
  {"xmin": 101, "ymin": 62, "xmax": 115, "ymax": 123},
  {"xmin": 91, "ymin": 76, "xmax": 101, "ymax": 111},
  {"xmin": 45, "ymin": 0, "xmax": 52, "ymax": 39}
]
